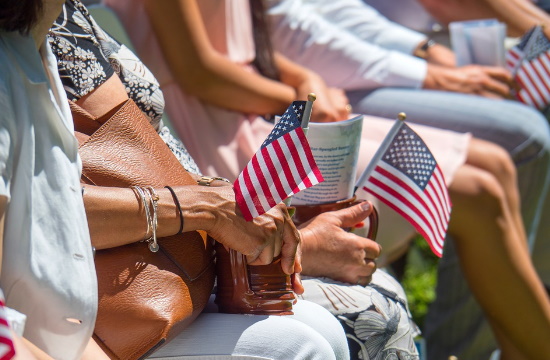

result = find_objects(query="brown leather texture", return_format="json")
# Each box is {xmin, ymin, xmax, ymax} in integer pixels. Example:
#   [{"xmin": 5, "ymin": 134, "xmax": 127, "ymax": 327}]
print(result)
[{"xmin": 72, "ymin": 99, "xmax": 215, "ymax": 360}]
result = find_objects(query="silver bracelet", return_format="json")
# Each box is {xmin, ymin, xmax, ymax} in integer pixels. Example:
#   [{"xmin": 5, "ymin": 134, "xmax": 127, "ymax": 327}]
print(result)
[
  {"xmin": 146, "ymin": 186, "xmax": 160, "ymax": 253},
  {"xmin": 131, "ymin": 185, "xmax": 152, "ymax": 241}
]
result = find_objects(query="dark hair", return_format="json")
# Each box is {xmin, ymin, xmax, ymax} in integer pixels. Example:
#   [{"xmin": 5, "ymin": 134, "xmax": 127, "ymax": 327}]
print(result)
[
  {"xmin": 0, "ymin": 0, "xmax": 43, "ymax": 34},
  {"xmin": 249, "ymin": 0, "xmax": 280, "ymax": 81}
]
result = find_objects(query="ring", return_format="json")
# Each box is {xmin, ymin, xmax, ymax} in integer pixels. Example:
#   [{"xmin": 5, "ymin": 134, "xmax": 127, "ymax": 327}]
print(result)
[{"xmin": 345, "ymin": 104, "xmax": 353, "ymax": 113}]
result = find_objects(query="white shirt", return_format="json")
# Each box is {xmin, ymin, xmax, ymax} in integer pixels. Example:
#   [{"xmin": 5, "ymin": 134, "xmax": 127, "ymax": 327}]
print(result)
[
  {"xmin": 267, "ymin": 0, "xmax": 428, "ymax": 90},
  {"xmin": 0, "ymin": 31, "xmax": 97, "ymax": 360}
]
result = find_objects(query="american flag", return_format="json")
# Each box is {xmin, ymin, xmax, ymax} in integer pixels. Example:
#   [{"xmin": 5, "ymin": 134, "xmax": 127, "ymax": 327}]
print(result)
[
  {"xmin": 0, "ymin": 297, "xmax": 15, "ymax": 360},
  {"xmin": 356, "ymin": 121, "xmax": 451, "ymax": 257},
  {"xmin": 234, "ymin": 101, "xmax": 324, "ymax": 221},
  {"xmin": 506, "ymin": 25, "xmax": 550, "ymax": 109}
]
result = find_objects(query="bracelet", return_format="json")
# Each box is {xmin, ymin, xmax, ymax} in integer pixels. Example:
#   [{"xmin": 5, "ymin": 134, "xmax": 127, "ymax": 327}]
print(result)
[
  {"xmin": 145, "ymin": 186, "xmax": 160, "ymax": 253},
  {"xmin": 165, "ymin": 186, "xmax": 184, "ymax": 235},
  {"xmin": 131, "ymin": 185, "xmax": 152, "ymax": 241},
  {"xmin": 197, "ymin": 176, "xmax": 231, "ymax": 186}
]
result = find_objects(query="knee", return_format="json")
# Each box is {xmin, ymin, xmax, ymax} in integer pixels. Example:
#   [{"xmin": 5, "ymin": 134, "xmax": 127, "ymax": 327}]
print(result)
[
  {"xmin": 485, "ymin": 143, "xmax": 518, "ymax": 185},
  {"xmin": 459, "ymin": 170, "xmax": 506, "ymax": 218}
]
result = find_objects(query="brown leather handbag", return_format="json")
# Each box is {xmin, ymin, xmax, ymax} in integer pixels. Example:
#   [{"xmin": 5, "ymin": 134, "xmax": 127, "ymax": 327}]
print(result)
[{"xmin": 71, "ymin": 99, "xmax": 216, "ymax": 360}]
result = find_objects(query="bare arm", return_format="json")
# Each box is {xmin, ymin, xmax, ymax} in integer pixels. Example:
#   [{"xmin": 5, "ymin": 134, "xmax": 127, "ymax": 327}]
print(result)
[
  {"xmin": 83, "ymin": 184, "xmax": 299, "ymax": 273},
  {"xmin": 419, "ymin": 0, "xmax": 550, "ymax": 37},
  {"xmin": 143, "ymin": 0, "xmax": 294, "ymax": 115}
]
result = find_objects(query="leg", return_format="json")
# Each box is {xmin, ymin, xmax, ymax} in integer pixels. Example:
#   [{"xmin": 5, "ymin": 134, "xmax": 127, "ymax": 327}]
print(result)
[
  {"xmin": 300, "ymin": 273, "xmax": 420, "ymax": 360},
  {"xmin": 447, "ymin": 164, "xmax": 550, "ymax": 360},
  {"xmin": 465, "ymin": 138, "xmax": 527, "ymax": 247},
  {"xmin": 350, "ymin": 88, "xmax": 550, "ymax": 266},
  {"xmin": 148, "ymin": 300, "xmax": 349, "ymax": 360}
]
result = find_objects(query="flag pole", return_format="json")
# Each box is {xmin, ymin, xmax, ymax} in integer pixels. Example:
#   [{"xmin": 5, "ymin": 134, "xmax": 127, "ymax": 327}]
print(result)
[
  {"xmin": 354, "ymin": 112, "xmax": 407, "ymax": 195},
  {"xmin": 283, "ymin": 93, "xmax": 316, "ymax": 207}
]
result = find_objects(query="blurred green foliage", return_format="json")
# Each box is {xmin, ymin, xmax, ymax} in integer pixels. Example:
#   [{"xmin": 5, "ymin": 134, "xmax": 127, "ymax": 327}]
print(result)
[{"xmin": 401, "ymin": 236, "xmax": 438, "ymax": 329}]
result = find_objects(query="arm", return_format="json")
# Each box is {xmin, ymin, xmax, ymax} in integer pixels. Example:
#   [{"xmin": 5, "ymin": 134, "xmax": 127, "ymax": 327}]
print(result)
[
  {"xmin": 298, "ymin": 201, "xmax": 381, "ymax": 285},
  {"xmin": 275, "ymin": 53, "xmax": 349, "ymax": 122},
  {"xmin": 419, "ymin": 0, "xmax": 550, "ymax": 37},
  {"xmin": 423, "ymin": 63, "xmax": 513, "ymax": 98},
  {"xmin": 143, "ymin": 0, "xmax": 294, "ymax": 115},
  {"xmin": 84, "ymin": 184, "xmax": 299, "ymax": 273}
]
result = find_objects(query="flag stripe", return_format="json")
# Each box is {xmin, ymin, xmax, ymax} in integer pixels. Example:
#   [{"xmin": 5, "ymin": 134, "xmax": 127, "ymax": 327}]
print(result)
[
  {"xmin": 234, "ymin": 178, "xmax": 254, "ymax": 221},
  {"xmin": 251, "ymin": 155, "xmax": 277, "ymax": 209},
  {"xmin": 367, "ymin": 164, "xmax": 446, "ymax": 242},
  {"xmin": 296, "ymin": 128, "xmax": 325, "ymax": 183},
  {"xmin": 272, "ymin": 138, "xmax": 300, "ymax": 193},
  {"xmin": 257, "ymin": 148, "xmax": 288, "ymax": 201},
  {"xmin": 521, "ymin": 61, "xmax": 549, "ymax": 108},
  {"xmin": 284, "ymin": 131, "xmax": 313, "ymax": 189},
  {"xmin": 364, "ymin": 178, "xmax": 444, "ymax": 256},
  {"xmin": 264, "ymin": 144, "xmax": 294, "ymax": 197}
]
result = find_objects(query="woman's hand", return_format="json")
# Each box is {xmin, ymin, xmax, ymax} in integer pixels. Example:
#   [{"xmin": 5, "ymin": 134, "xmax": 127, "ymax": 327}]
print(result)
[
  {"xmin": 296, "ymin": 72, "xmax": 350, "ymax": 123},
  {"xmin": 181, "ymin": 186, "xmax": 300, "ymax": 275},
  {"xmin": 423, "ymin": 64, "xmax": 514, "ymax": 98},
  {"xmin": 298, "ymin": 201, "xmax": 381, "ymax": 285}
]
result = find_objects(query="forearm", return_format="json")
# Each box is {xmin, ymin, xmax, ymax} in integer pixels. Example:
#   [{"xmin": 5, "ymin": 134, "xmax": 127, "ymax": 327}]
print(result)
[
  {"xmin": 144, "ymin": 0, "xmax": 294, "ymax": 116},
  {"xmin": 485, "ymin": 0, "xmax": 550, "ymax": 36}
]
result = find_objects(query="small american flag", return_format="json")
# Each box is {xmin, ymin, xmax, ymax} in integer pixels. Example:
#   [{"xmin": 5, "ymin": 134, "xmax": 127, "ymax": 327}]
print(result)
[
  {"xmin": 356, "ymin": 121, "xmax": 451, "ymax": 257},
  {"xmin": 506, "ymin": 25, "xmax": 550, "ymax": 109},
  {"xmin": 0, "ymin": 297, "xmax": 15, "ymax": 360},
  {"xmin": 234, "ymin": 101, "xmax": 324, "ymax": 221}
]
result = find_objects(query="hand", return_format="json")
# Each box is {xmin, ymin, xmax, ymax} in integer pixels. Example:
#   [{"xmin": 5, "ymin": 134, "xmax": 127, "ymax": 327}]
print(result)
[
  {"xmin": 296, "ymin": 72, "xmax": 347, "ymax": 123},
  {"xmin": 298, "ymin": 201, "xmax": 381, "ymax": 285},
  {"xmin": 182, "ymin": 186, "xmax": 300, "ymax": 274},
  {"xmin": 423, "ymin": 64, "xmax": 513, "ymax": 98},
  {"xmin": 327, "ymin": 87, "xmax": 351, "ymax": 120},
  {"xmin": 425, "ymin": 43, "xmax": 457, "ymax": 67}
]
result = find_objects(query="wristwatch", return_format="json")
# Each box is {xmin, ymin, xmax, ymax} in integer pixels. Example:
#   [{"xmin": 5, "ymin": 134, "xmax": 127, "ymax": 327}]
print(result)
[
  {"xmin": 197, "ymin": 176, "xmax": 231, "ymax": 186},
  {"xmin": 414, "ymin": 39, "xmax": 436, "ymax": 59}
]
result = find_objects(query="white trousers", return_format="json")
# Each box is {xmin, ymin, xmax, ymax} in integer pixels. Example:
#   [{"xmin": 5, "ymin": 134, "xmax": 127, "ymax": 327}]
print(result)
[{"xmin": 148, "ymin": 300, "xmax": 350, "ymax": 360}]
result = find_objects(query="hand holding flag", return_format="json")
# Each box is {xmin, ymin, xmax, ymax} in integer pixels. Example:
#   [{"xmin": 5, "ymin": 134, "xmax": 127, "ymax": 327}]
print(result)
[
  {"xmin": 355, "ymin": 114, "xmax": 451, "ymax": 257},
  {"xmin": 234, "ymin": 98, "xmax": 324, "ymax": 221}
]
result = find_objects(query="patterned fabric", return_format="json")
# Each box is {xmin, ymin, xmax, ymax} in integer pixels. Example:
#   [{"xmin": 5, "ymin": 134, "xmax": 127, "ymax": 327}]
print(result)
[
  {"xmin": 300, "ymin": 271, "xmax": 420, "ymax": 360},
  {"xmin": 48, "ymin": 0, "xmax": 201, "ymax": 174}
]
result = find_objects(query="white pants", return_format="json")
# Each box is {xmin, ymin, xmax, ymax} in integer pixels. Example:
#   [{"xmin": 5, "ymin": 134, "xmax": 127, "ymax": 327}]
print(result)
[{"xmin": 148, "ymin": 300, "xmax": 350, "ymax": 360}]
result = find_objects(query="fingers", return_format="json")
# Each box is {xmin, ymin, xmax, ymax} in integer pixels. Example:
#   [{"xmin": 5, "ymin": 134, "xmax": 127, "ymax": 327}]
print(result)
[
  {"xmin": 483, "ymin": 66, "xmax": 513, "ymax": 84},
  {"xmin": 330, "ymin": 201, "xmax": 373, "ymax": 228},
  {"xmin": 356, "ymin": 275, "xmax": 373, "ymax": 287},
  {"xmin": 480, "ymin": 75, "xmax": 511, "ymax": 98},
  {"xmin": 280, "ymin": 209, "xmax": 301, "ymax": 274}
]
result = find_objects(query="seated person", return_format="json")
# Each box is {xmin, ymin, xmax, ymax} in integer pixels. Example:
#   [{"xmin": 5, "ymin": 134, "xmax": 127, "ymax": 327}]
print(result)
[
  {"xmin": 49, "ymin": 0, "xmax": 419, "ymax": 359},
  {"xmin": 0, "ymin": 0, "xmax": 351, "ymax": 359},
  {"xmin": 102, "ymin": 0, "xmax": 550, "ymax": 359}
]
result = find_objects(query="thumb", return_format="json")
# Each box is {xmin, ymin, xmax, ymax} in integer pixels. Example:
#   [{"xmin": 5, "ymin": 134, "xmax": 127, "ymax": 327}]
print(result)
[{"xmin": 332, "ymin": 201, "xmax": 372, "ymax": 228}]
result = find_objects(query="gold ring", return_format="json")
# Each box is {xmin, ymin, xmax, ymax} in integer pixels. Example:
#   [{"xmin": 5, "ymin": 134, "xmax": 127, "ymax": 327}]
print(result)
[{"xmin": 345, "ymin": 104, "xmax": 353, "ymax": 113}]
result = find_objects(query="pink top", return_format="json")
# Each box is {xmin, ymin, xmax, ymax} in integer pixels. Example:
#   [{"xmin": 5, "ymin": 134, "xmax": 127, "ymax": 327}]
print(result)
[
  {"xmin": 104, "ymin": 0, "xmax": 470, "ymax": 261},
  {"xmin": 105, "ymin": 0, "xmax": 272, "ymax": 179}
]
